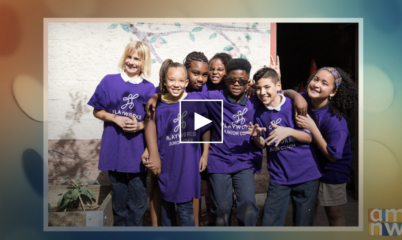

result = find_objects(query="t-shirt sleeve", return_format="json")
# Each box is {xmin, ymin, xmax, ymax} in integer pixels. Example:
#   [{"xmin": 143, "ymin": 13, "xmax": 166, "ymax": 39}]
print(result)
[
  {"xmin": 198, "ymin": 101, "xmax": 212, "ymax": 134},
  {"xmin": 250, "ymin": 95, "xmax": 262, "ymax": 109},
  {"xmin": 325, "ymin": 130, "xmax": 348, "ymax": 159},
  {"xmin": 188, "ymin": 90, "xmax": 222, "ymax": 100},
  {"xmin": 143, "ymin": 86, "xmax": 159, "ymax": 105},
  {"xmin": 87, "ymin": 79, "xmax": 107, "ymax": 110},
  {"xmin": 299, "ymin": 91, "xmax": 308, "ymax": 99}
]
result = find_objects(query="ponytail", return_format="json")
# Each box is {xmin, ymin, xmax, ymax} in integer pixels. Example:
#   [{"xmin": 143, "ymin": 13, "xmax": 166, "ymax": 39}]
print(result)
[{"xmin": 158, "ymin": 59, "xmax": 187, "ymax": 94}]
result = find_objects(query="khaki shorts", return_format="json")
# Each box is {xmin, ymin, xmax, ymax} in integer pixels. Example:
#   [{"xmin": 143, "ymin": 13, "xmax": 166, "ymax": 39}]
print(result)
[{"xmin": 316, "ymin": 181, "xmax": 347, "ymax": 206}]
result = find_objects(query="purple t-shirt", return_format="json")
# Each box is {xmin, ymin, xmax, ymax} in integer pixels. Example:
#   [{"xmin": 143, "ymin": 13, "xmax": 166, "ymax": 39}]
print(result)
[
  {"xmin": 87, "ymin": 74, "xmax": 157, "ymax": 173},
  {"xmin": 187, "ymin": 90, "xmax": 262, "ymax": 174},
  {"xmin": 186, "ymin": 83, "xmax": 208, "ymax": 93},
  {"xmin": 206, "ymin": 81, "xmax": 227, "ymax": 91},
  {"xmin": 254, "ymin": 97, "xmax": 321, "ymax": 185},
  {"xmin": 155, "ymin": 96, "xmax": 208, "ymax": 203},
  {"xmin": 300, "ymin": 92, "xmax": 353, "ymax": 184}
]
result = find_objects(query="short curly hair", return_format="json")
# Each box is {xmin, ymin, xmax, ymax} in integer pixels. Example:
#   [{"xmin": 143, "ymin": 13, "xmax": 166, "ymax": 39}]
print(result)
[
  {"xmin": 253, "ymin": 66, "xmax": 279, "ymax": 84},
  {"xmin": 307, "ymin": 67, "xmax": 358, "ymax": 120},
  {"xmin": 209, "ymin": 52, "xmax": 232, "ymax": 69},
  {"xmin": 226, "ymin": 58, "xmax": 251, "ymax": 75}
]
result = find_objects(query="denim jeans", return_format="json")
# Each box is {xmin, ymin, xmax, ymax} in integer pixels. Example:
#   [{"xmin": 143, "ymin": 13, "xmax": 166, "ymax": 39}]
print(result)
[
  {"xmin": 260, "ymin": 179, "xmax": 318, "ymax": 226},
  {"xmin": 208, "ymin": 168, "xmax": 259, "ymax": 226},
  {"xmin": 108, "ymin": 171, "xmax": 148, "ymax": 226},
  {"xmin": 161, "ymin": 199, "xmax": 195, "ymax": 226}
]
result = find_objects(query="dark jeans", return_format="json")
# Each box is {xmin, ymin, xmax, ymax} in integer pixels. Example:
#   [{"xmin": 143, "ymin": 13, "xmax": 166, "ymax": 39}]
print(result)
[
  {"xmin": 260, "ymin": 179, "xmax": 318, "ymax": 226},
  {"xmin": 209, "ymin": 168, "xmax": 259, "ymax": 226},
  {"xmin": 108, "ymin": 171, "xmax": 148, "ymax": 226},
  {"xmin": 161, "ymin": 199, "xmax": 195, "ymax": 226}
]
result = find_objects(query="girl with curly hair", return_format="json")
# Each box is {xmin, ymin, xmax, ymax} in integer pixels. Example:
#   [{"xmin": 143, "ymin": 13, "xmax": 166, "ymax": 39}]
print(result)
[
  {"xmin": 207, "ymin": 52, "xmax": 232, "ymax": 91},
  {"xmin": 288, "ymin": 67, "xmax": 358, "ymax": 226}
]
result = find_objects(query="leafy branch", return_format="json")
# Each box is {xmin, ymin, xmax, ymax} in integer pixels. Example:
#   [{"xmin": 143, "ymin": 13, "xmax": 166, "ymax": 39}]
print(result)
[{"xmin": 110, "ymin": 22, "xmax": 271, "ymax": 63}]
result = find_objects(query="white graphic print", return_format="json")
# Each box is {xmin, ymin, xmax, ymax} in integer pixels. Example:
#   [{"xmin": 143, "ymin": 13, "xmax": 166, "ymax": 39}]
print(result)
[
  {"xmin": 121, "ymin": 94, "xmax": 139, "ymax": 109},
  {"xmin": 173, "ymin": 111, "xmax": 187, "ymax": 132},
  {"xmin": 269, "ymin": 118, "xmax": 282, "ymax": 129},
  {"xmin": 232, "ymin": 108, "xmax": 248, "ymax": 125}
]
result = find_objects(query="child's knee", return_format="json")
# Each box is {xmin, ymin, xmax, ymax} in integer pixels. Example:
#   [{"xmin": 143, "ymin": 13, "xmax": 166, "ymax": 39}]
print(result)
[
  {"xmin": 325, "ymin": 206, "xmax": 344, "ymax": 220},
  {"xmin": 216, "ymin": 201, "xmax": 232, "ymax": 213}
]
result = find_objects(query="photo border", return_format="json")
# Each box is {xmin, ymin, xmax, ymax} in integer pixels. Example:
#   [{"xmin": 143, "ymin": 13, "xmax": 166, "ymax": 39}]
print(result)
[{"xmin": 43, "ymin": 18, "xmax": 363, "ymax": 232}]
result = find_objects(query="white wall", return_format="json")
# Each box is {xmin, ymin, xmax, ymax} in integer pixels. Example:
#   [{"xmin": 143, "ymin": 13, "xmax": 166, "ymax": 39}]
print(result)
[{"xmin": 47, "ymin": 21, "xmax": 272, "ymax": 140}]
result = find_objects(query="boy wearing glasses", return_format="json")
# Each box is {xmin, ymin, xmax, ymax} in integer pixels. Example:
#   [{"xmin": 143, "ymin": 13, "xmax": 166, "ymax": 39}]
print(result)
[{"xmin": 187, "ymin": 58, "xmax": 262, "ymax": 226}]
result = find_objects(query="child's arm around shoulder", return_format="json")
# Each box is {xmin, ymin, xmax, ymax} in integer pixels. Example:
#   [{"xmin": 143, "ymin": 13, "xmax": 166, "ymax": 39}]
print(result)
[
  {"xmin": 145, "ymin": 93, "xmax": 162, "ymax": 117},
  {"xmin": 283, "ymin": 89, "xmax": 308, "ymax": 116}
]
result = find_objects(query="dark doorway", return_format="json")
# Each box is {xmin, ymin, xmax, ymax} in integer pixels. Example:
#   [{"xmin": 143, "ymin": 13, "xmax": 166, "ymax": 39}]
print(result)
[{"xmin": 277, "ymin": 23, "xmax": 359, "ymax": 199}]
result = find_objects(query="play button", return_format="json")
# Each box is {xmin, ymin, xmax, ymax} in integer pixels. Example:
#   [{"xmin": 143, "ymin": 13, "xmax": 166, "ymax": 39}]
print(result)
[
  {"xmin": 179, "ymin": 99, "xmax": 223, "ymax": 143},
  {"xmin": 194, "ymin": 112, "xmax": 212, "ymax": 131}
]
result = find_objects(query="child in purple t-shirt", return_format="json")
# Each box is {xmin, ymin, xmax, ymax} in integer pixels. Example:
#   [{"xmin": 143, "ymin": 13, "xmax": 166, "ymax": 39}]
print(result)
[
  {"xmin": 144, "ymin": 59, "xmax": 210, "ymax": 226},
  {"xmin": 87, "ymin": 41, "xmax": 156, "ymax": 226},
  {"xmin": 188, "ymin": 58, "xmax": 262, "ymax": 226},
  {"xmin": 244, "ymin": 67, "xmax": 321, "ymax": 226},
  {"xmin": 206, "ymin": 52, "xmax": 232, "ymax": 91},
  {"xmin": 289, "ymin": 67, "xmax": 357, "ymax": 226}
]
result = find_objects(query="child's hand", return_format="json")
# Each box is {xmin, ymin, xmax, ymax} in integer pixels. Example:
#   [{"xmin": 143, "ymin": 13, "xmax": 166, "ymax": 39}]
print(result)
[
  {"xmin": 113, "ymin": 115, "xmax": 131, "ymax": 129},
  {"xmin": 266, "ymin": 122, "xmax": 291, "ymax": 147},
  {"xmin": 245, "ymin": 81, "xmax": 255, "ymax": 98},
  {"xmin": 199, "ymin": 155, "xmax": 208, "ymax": 172},
  {"xmin": 145, "ymin": 93, "xmax": 159, "ymax": 117},
  {"xmin": 122, "ymin": 115, "xmax": 139, "ymax": 133},
  {"xmin": 148, "ymin": 154, "xmax": 161, "ymax": 177},
  {"xmin": 295, "ymin": 114, "xmax": 316, "ymax": 132},
  {"xmin": 293, "ymin": 94, "xmax": 308, "ymax": 117},
  {"xmin": 242, "ymin": 122, "xmax": 266, "ymax": 137},
  {"xmin": 270, "ymin": 55, "xmax": 281, "ymax": 80},
  {"xmin": 141, "ymin": 148, "xmax": 155, "ymax": 174}
]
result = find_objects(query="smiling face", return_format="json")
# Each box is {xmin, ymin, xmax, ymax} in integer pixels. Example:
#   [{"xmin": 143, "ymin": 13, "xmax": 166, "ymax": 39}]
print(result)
[
  {"xmin": 225, "ymin": 69, "xmax": 248, "ymax": 102},
  {"xmin": 124, "ymin": 51, "xmax": 142, "ymax": 78},
  {"xmin": 187, "ymin": 61, "xmax": 209, "ymax": 90},
  {"xmin": 164, "ymin": 67, "xmax": 188, "ymax": 100},
  {"xmin": 307, "ymin": 70, "xmax": 337, "ymax": 100},
  {"xmin": 255, "ymin": 78, "xmax": 281, "ymax": 107},
  {"xmin": 209, "ymin": 59, "xmax": 227, "ymax": 85}
]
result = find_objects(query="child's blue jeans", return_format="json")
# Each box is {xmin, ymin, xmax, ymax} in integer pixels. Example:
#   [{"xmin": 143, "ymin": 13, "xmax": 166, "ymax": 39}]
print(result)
[
  {"xmin": 161, "ymin": 199, "xmax": 195, "ymax": 226},
  {"xmin": 260, "ymin": 179, "xmax": 318, "ymax": 226},
  {"xmin": 208, "ymin": 168, "xmax": 259, "ymax": 226},
  {"xmin": 108, "ymin": 171, "xmax": 148, "ymax": 226}
]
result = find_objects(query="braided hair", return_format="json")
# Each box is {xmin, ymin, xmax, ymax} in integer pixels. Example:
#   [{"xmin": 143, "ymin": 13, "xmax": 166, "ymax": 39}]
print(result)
[
  {"xmin": 183, "ymin": 51, "xmax": 208, "ymax": 69},
  {"xmin": 307, "ymin": 67, "xmax": 357, "ymax": 120}
]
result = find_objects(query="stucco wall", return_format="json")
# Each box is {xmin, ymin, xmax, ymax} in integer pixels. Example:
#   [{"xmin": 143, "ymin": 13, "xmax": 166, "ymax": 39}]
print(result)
[{"xmin": 47, "ymin": 21, "xmax": 271, "ymax": 192}]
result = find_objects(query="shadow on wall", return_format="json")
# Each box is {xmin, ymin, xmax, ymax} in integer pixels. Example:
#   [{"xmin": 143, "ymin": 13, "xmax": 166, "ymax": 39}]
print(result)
[{"xmin": 48, "ymin": 91, "xmax": 109, "ymax": 186}]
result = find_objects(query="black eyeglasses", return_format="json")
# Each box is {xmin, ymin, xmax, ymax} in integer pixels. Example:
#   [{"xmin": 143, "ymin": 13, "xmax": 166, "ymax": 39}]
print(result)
[{"xmin": 227, "ymin": 79, "xmax": 249, "ymax": 86}]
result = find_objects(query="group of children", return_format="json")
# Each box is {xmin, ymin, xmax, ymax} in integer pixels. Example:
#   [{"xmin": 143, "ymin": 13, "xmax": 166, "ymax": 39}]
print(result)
[{"xmin": 87, "ymin": 40, "xmax": 358, "ymax": 227}]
